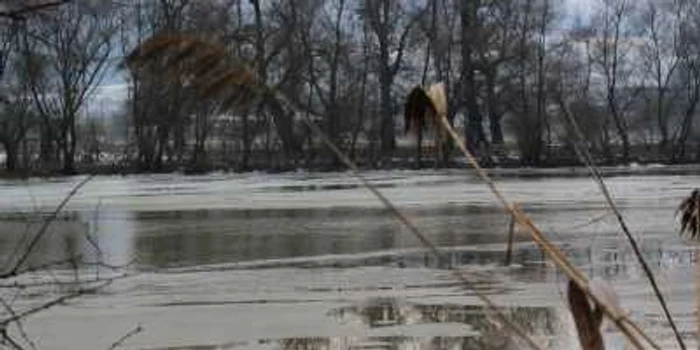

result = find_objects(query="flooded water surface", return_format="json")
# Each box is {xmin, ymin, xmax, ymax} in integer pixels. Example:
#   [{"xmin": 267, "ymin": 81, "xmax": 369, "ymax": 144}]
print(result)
[{"xmin": 0, "ymin": 170, "xmax": 697, "ymax": 349}]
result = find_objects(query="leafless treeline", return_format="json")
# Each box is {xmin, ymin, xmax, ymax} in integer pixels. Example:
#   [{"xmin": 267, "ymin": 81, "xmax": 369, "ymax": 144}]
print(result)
[{"xmin": 1, "ymin": 0, "xmax": 700, "ymax": 174}]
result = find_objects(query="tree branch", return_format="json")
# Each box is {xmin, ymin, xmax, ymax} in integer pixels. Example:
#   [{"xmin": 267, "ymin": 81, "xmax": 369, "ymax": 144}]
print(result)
[{"xmin": 0, "ymin": 1, "xmax": 71, "ymax": 21}]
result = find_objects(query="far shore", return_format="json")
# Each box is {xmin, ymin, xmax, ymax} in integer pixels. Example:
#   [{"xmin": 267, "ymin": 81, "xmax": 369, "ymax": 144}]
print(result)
[{"xmin": 1, "ymin": 160, "xmax": 698, "ymax": 181}]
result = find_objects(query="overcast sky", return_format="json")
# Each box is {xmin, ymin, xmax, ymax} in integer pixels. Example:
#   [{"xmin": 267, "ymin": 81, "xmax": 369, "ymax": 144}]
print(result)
[{"xmin": 564, "ymin": 0, "xmax": 594, "ymax": 25}]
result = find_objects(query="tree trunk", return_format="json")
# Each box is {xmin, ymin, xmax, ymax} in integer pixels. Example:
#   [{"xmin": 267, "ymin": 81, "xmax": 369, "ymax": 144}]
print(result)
[
  {"xmin": 537, "ymin": 0, "xmax": 549, "ymax": 160},
  {"xmin": 62, "ymin": 113, "xmax": 77, "ymax": 175},
  {"xmin": 379, "ymin": 70, "xmax": 395, "ymax": 155},
  {"xmin": 39, "ymin": 122, "xmax": 54, "ymax": 170},
  {"xmin": 415, "ymin": 129, "xmax": 423, "ymax": 169},
  {"xmin": 241, "ymin": 113, "xmax": 250, "ymax": 170},
  {"xmin": 460, "ymin": 0, "xmax": 486, "ymax": 152},
  {"xmin": 2, "ymin": 142, "xmax": 18, "ymax": 172},
  {"xmin": 485, "ymin": 68, "xmax": 503, "ymax": 145},
  {"xmin": 609, "ymin": 110, "xmax": 630, "ymax": 163}
]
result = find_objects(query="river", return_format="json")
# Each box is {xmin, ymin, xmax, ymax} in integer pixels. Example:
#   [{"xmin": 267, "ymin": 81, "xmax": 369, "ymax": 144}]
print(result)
[{"xmin": 0, "ymin": 169, "xmax": 697, "ymax": 349}]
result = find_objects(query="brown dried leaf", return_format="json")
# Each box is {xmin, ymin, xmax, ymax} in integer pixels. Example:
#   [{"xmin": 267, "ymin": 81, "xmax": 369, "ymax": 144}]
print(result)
[
  {"xmin": 568, "ymin": 280, "xmax": 605, "ymax": 350},
  {"xmin": 678, "ymin": 189, "xmax": 700, "ymax": 239}
]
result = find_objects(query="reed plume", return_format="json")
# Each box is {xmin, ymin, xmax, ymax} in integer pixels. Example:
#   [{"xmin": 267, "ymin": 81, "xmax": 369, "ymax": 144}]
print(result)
[{"xmin": 127, "ymin": 33, "xmax": 661, "ymax": 350}]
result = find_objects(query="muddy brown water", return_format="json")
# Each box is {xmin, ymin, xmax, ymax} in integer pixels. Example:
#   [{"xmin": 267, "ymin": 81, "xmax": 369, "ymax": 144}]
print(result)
[{"xmin": 0, "ymin": 170, "xmax": 697, "ymax": 349}]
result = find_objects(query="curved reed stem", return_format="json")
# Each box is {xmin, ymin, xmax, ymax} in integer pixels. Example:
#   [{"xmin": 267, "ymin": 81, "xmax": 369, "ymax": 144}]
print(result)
[
  {"xmin": 557, "ymin": 105, "xmax": 685, "ymax": 350},
  {"xmin": 438, "ymin": 116, "xmax": 659, "ymax": 350},
  {"xmin": 299, "ymin": 113, "xmax": 546, "ymax": 350}
]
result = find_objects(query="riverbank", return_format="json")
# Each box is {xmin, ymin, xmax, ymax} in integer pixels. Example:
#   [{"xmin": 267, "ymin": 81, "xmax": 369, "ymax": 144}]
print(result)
[{"xmin": 2, "ymin": 159, "xmax": 699, "ymax": 181}]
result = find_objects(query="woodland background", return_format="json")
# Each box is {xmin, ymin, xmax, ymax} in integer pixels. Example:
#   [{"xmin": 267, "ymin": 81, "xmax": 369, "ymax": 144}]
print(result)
[{"xmin": 1, "ymin": 0, "xmax": 700, "ymax": 174}]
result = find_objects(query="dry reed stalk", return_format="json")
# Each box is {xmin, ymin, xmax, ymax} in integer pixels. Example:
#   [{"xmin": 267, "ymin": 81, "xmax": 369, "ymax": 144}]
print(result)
[
  {"xmin": 696, "ymin": 249, "xmax": 700, "ymax": 344},
  {"xmin": 558, "ymin": 105, "xmax": 686, "ymax": 350},
  {"xmin": 299, "ymin": 113, "xmax": 546, "ymax": 350},
  {"xmin": 568, "ymin": 280, "xmax": 605, "ymax": 350},
  {"xmin": 438, "ymin": 116, "xmax": 659, "ymax": 350},
  {"xmin": 126, "ymin": 37, "xmax": 546, "ymax": 349},
  {"xmin": 677, "ymin": 190, "xmax": 700, "ymax": 342},
  {"xmin": 126, "ymin": 34, "xmax": 661, "ymax": 349},
  {"xmin": 504, "ymin": 216, "xmax": 515, "ymax": 266}
]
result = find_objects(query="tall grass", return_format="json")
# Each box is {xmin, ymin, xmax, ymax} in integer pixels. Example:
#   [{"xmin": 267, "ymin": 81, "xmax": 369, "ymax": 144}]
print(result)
[{"xmin": 128, "ymin": 33, "xmax": 670, "ymax": 349}]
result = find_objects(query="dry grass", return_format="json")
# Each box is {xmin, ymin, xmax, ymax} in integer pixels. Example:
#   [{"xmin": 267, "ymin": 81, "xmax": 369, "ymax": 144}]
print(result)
[
  {"xmin": 127, "ymin": 34, "xmax": 667, "ymax": 350},
  {"xmin": 126, "ymin": 33, "xmax": 257, "ymax": 108}
]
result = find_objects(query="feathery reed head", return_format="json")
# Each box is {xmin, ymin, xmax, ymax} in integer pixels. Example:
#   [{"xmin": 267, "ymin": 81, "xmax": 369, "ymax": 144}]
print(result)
[
  {"xmin": 126, "ymin": 32, "xmax": 257, "ymax": 108},
  {"xmin": 678, "ymin": 189, "xmax": 700, "ymax": 239},
  {"xmin": 426, "ymin": 82, "xmax": 447, "ymax": 117},
  {"xmin": 404, "ymin": 82, "xmax": 447, "ymax": 135},
  {"xmin": 404, "ymin": 86, "xmax": 435, "ymax": 134}
]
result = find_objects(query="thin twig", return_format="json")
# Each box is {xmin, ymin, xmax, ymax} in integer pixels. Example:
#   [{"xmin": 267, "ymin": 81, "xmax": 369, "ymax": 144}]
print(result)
[
  {"xmin": 438, "ymin": 116, "xmax": 659, "ymax": 350},
  {"xmin": 1, "ymin": 175, "xmax": 94, "ymax": 279},
  {"xmin": 14, "ymin": 254, "xmax": 85, "ymax": 276},
  {"xmin": 86, "ymin": 198, "xmax": 104, "ymax": 256},
  {"xmin": 0, "ymin": 1, "xmax": 71, "ymax": 21},
  {"xmin": 299, "ymin": 114, "xmax": 545, "ymax": 350},
  {"xmin": 0, "ymin": 272, "xmax": 131, "ymax": 289},
  {"xmin": 0, "ymin": 298, "xmax": 36, "ymax": 350},
  {"xmin": 558, "ymin": 105, "xmax": 685, "ymax": 349},
  {"xmin": 0, "ymin": 280, "xmax": 112, "ymax": 327},
  {"xmin": 1, "ymin": 331, "xmax": 25, "ymax": 350},
  {"xmin": 565, "ymin": 212, "xmax": 612, "ymax": 231},
  {"xmin": 108, "ymin": 324, "xmax": 142, "ymax": 350}
]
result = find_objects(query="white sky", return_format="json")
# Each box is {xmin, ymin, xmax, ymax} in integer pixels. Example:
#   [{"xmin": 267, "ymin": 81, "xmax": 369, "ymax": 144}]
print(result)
[{"xmin": 563, "ymin": 0, "xmax": 594, "ymax": 27}]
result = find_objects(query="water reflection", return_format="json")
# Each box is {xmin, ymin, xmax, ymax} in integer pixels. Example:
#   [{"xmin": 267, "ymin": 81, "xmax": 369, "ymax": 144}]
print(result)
[
  {"xmin": 0, "ymin": 174, "xmax": 696, "ymax": 349},
  {"xmin": 256, "ymin": 298, "xmax": 561, "ymax": 350},
  {"xmin": 271, "ymin": 337, "xmax": 478, "ymax": 350},
  {"xmin": 125, "ymin": 205, "xmax": 516, "ymax": 269},
  {"xmin": 0, "ymin": 204, "xmax": 689, "ymax": 278}
]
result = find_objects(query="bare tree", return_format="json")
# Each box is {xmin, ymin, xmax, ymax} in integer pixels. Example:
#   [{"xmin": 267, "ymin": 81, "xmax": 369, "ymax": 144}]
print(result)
[
  {"xmin": 362, "ymin": 0, "xmax": 421, "ymax": 158},
  {"xmin": 459, "ymin": 0, "xmax": 487, "ymax": 152},
  {"xmin": 639, "ymin": 0, "xmax": 680, "ymax": 157},
  {"xmin": 671, "ymin": 0, "xmax": 700, "ymax": 161},
  {"xmin": 0, "ymin": 0, "xmax": 71, "ymax": 21},
  {"xmin": 22, "ymin": 2, "xmax": 115, "ymax": 174},
  {"xmin": 0, "ymin": 20, "xmax": 32, "ymax": 172},
  {"xmin": 475, "ymin": 0, "xmax": 518, "ymax": 147},
  {"xmin": 591, "ymin": 0, "xmax": 638, "ymax": 163},
  {"xmin": 0, "ymin": 66, "xmax": 35, "ymax": 171}
]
